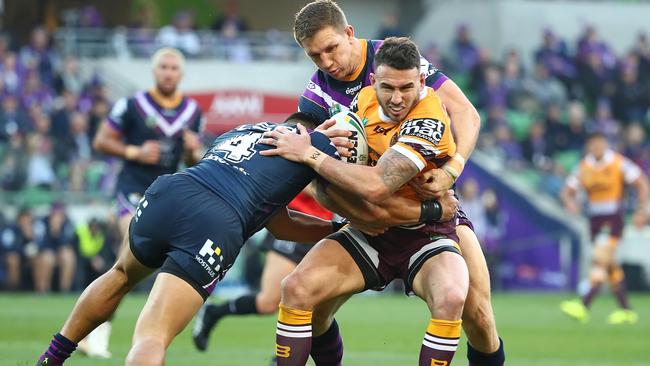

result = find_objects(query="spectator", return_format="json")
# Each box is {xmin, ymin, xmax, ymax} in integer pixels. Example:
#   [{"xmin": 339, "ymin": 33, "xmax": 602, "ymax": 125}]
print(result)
[
  {"xmin": 18, "ymin": 27, "xmax": 58, "ymax": 86},
  {"xmin": 50, "ymin": 89, "xmax": 78, "ymax": 142},
  {"xmin": 576, "ymin": 25, "xmax": 617, "ymax": 70},
  {"xmin": 477, "ymin": 65, "xmax": 507, "ymax": 110},
  {"xmin": 1, "ymin": 208, "xmax": 38, "ymax": 290},
  {"xmin": 494, "ymin": 125, "xmax": 524, "ymax": 167},
  {"xmin": 469, "ymin": 48, "xmax": 492, "ymax": 92},
  {"xmin": 67, "ymin": 111, "xmax": 93, "ymax": 191},
  {"xmin": 1, "ymin": 52, "xmax": 24, "ymax": 93},
  {"xmin": 451, "ymin": 24, "xmax": 480, "ymax": 74},
  {"xmin": 87, "ymin": 97, "xmax": 109, "ymax": 141},
  {"xmin": 534, "ymin": 28, "xmax": 576, "ymax": 90},
  {"xmin": 78, "ymin": 5, "xmax": 104, "ymax": 28},
  {"xmin": 623, "ymin": 123, "xmax": 650, "ymax": 173},
  {"xmin": 34, "ymin": 203, "xmax": 76, "ymax": 293},
  {"xmin": 0, "ymin": 94, "xmax": 30, "ymax": 140},
  {"xmin": 376, "ymin": 12, "xmax": 403, "ymax": 39},
  {"xmin": 26, "ymin": 112, "xmax": 56, "ymax": 189},
  {"xmin": 76, "ymin": 218, "xmax": 115, "ymax": 288},
  {"xmin": 543, "ymin": 103, "xmax": 570, "ymax": 153},
  {"xmin": 565, "ymin": 102, "xmax": 588, "ymax": 151},
  {"xmin": 211, "ymin": 0, "xmax": 249, "ymax": 33},
  {"xmin": 459, "ymin": 178, "xmax": 487, "ymax": 243},
  {"xmin": 612, "ymin": 61, "xmax": 649, "ymax": 123},
  {"xmin": 522, "ymin": 62, "xmax": 567, "ymax": 109},
  {"xmin": 220, "ymin": 21, "xmax": 252, "ymax": 62},
  {"xmin": 21, "ymin": 70, "xmax": 54, "ymax": 113},
  {"xmin": 589, "ymin": 99, "xmax": 619, "ymax": 141},
  {"xmin": 522, "ymin": 121, "xmax": 552, "ymax": 168},
  {"xmin": 576, "ymin": 51, "xmax": 615, "ymax": 108},
  {"xmin": 502, "ymin": 49, "xmax": 527, "ymax": 109},
  {"xmin": 0, "ymin": 133, "xmax": 28, "ymax": 190},
  {"xmin": 53, "ymin": 55, "xmax": 84, "ymax": 95},
  {"xmin": 156, "ymin": 11, "xmax": 201, "ymax": 57}
]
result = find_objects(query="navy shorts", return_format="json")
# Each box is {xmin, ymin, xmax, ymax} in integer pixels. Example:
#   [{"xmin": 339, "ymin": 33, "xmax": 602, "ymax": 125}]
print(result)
[
  {"xmin": 260, "ymin": 232, "xmax": 313, "ymax": 264},
  {"xmin": 129, "ymin": 174, "xmax": 245, "ymax": 300}
]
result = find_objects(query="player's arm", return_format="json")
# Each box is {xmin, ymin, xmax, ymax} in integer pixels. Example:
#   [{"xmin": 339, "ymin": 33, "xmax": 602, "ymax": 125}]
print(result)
[
  {"xmin": 560, "ymin": 174, "xmax": 581, "ymax": 215},
  {"xmin": 261, "ymin": 125, "xmax": 420, "ymax": 204},
  {"xmin": 92, "ymin": 98, "xmax": 160, "ymax": 164},
  {"xmin": 264, "ymin": 207, "xmax": 345, "ymax": 243},
  {"xmin": 183, "ymin": 109, "xmax": 206, "ymax": 166}
]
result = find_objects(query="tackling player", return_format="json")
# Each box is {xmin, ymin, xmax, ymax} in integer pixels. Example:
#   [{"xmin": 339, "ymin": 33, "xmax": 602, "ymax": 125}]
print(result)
[
  {"xmin": 560, "ymin": 132, "xmax": 648, "ymax": 324},
  {"xmin": 291, "ymin": 1, "xmax": 503, "ymax": 365},
  {"xmin": 85, "ymin": 47, "xmax": 204, "ymax": 358},
  {"xmin": 263, "ymin": 37, "xmax": 468, "ymax": 366},
  {"xmin": 35, "ymin": 114, "xmax": 455, "ymax": 366}
]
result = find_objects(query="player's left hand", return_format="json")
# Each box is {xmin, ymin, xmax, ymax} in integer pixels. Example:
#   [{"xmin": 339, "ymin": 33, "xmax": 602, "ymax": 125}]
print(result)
[
  {"xmin": 409, "ymin": 169, "xmax": 454, "ymax": 200},
  {"xmin": 183, "ymin": 129, "xmax": 202, "ymax": 152},
  {"xmin": 632, "ymin": 209, "xmax": 647, "ymax": 229},
  {"xmin": 259, "ymin": 123, "xmax": 312, "ymax": 162},
  {"xmin": 316, "ymin": 119, "xmax": 353, "ymax": 158}
]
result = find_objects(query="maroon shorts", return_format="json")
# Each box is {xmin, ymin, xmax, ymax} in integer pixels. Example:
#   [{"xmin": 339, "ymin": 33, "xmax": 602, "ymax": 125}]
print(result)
[
  {"xmin": 329, "ymin": 220, "xmax": 461, "ymax": 296},
  {"xmin": 589, "ymin": 213, "xmax": 624, "ymax": 241},
  {"xmin": 457, "ymin": 208, "xmax": 475, "ymax": 231}
]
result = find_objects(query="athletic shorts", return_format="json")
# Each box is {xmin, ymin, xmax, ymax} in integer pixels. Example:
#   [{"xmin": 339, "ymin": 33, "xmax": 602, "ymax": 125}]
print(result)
[
  {"xmin": 129, "ymin": 174, "xmax": 245, "ymax": 301},
  {"xmin": 330, "ymin": 223, "xmax": 461, "ymax": 296},
  {"xmin": 589, "ymin": 213, "xmax": 624, "ymax": 241},
  {"xmin": 260, "ymin": 233, "xmax": 314, "ymax": 264},
  {"xmin": 456, "ymin": 208, "xmax": 475, "ymax": 232},
  {"xmin": 116, "ymin": 191, "xmax": 142, "ymax": 218}
]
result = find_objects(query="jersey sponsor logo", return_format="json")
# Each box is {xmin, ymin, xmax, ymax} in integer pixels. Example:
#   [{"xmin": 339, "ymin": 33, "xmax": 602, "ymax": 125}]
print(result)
[
  {"xmin": 349, "ymin": 93, "xmax": 359, "ymax": 113},
  {"xmin": 195, "ymin": 239, "xmax": 223, "ymax": 278},
  {"xmin": 400, "ymin": 118, "xmax": 445, "ymax": 145},
  {"xmin": 345, "ymin": 83, "xmax": 363, "ymax": 95}
]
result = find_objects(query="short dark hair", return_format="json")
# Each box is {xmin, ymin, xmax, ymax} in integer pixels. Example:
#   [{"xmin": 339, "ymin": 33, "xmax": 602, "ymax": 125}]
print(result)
[
  {"xmin": 293, "ymin": 0, "xmax": 347, "ymax": 46},
  {"xmin": 587, "ymin": 131, "xmax": 607, "ymax": 142},
  {"xmin": 284, "ymin": 112, "xmax": 322, "ymax": 129},
  {"xmin": 374, "ymin": 37, "xmax": 421, "ymax": 71}
]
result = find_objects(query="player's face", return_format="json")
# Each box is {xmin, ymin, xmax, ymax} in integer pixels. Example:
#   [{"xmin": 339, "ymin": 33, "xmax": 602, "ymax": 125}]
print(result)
[
  {"xmin": 153, "ymin": 54, "xmax": 183, "ymax": 95},
  {"xmin": 371, "ymin": 65, "xmax": 424, "ymax": 122},
  {"xmin": 301, "ymin": 26, "xmax": 356, "ymax": 80},
  {"xmin": 587, "ymin": 137, "xmax": 608, "ymax": 159}
]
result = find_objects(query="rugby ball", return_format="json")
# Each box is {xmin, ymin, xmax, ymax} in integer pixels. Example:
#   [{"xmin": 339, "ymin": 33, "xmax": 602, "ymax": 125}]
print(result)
[{"xmin": 329, "ymin": 110, "xmax": 368, "ymax": 165}]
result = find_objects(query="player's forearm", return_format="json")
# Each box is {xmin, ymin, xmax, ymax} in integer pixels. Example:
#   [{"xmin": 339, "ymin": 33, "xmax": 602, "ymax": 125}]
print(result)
[
  {"xmin": 93, "ymin": 135, "xmax": 129, "ymax": 158},
  {"xmin": 304, "ymin": 146, "xmax": 391, "ymax": 203}
]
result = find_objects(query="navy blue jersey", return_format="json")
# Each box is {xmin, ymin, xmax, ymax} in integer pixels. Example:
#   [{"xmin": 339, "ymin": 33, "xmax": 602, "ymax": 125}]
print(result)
[
  {"xmin": 299, "ymin": 39, "xmax": 448, "ymax": 122},
  {"xmin": 37, "ymin": 216, "xmax": 76, "ymax": 251},
  {"xmin": 107, "ymin": 91, "xmax": 204, "ymax": 195},
  {"xmin": 183, "ymin": 122, "xmax": 338, "ymax": 238}
]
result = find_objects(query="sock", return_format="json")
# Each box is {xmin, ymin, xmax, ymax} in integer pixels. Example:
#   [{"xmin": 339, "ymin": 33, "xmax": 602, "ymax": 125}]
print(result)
[
  {"xmin": 37, "ymin": 333, "xmax": 77, "ymax": 365},
  {"xmin": 219, "ymin": 294, "xmax": 259, "ymax": 315},
  {"xmin": 419, "ymin": 318, "xmax": 461, "ymax": 366},
  {"xmin": 310, "ymin": 319, "xmax": 343, "ymax": 366},
  {"xmin": 582, "ymin": 282, "xmax": 602, "ymax": 308},
  {"xmin": 609, "ymin": 266, "xmax": 631, "ymax": 310},
  {"xmin": 276, "ymin": 304, "xmax": 312, "ymax": 366},
  {"xmin": 468, "ymin": 337, "xmax": 505, "ymax": 366}
]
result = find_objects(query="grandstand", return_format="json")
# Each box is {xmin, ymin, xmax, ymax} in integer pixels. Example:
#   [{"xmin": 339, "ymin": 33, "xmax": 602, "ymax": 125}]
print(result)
[{"xmin": 1, "ymin": 1, "xmax": 649, "ymax": 365}]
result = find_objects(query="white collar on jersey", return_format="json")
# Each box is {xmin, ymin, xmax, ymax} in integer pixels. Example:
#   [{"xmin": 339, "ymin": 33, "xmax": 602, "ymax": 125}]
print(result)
[
  {"xmin": 585, "ymin": 149, "xmax": 615, "ymax": 167},
  {"xmin": 378, "ymin": 87, "xmax": 430, "ymax": 123}
]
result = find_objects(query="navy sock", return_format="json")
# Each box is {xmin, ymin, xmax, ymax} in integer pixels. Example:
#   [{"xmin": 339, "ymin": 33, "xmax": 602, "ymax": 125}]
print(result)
[
  {"xmin": 37, "ymin": 333, "xmax": 77, "ymax": 365},
  {"xmin": 467, "ymin": 337, "xmax": 505, "ymax": 366},
  {"xmin": 215, "ymin": 294, "xmax": 258, "ymax": 316},
  {"xmin": 310, "ymin": 319, "xmax": 343, "ymax": 366}
]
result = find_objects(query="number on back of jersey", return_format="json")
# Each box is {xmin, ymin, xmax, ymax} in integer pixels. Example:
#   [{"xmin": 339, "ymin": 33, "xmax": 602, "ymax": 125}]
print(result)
[{"xmin": 213, "ymin": 132, "xmax": 262, "ymax": 163}]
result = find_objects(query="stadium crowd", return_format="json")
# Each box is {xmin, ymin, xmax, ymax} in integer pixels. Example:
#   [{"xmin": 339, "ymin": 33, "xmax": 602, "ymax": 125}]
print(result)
[{"xmin": 1, "ymin": 7, "xmax": 649, "ymax": 292}]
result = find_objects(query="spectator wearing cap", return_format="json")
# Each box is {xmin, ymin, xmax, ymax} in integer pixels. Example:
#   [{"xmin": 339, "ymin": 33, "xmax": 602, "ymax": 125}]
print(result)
[{"xmin": 33, "ymin": 202, "xmax": 76, "ymax": 293}]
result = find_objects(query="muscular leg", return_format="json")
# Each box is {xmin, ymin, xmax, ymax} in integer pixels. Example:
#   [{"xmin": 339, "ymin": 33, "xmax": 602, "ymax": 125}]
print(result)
[
  {"xmin": 276, "ymin": 238, "xmax": 365, "ymax": 366},
  {"xmin": 412, "ymin": 251, "xmax": 469, "ymax": 365},
  {"xmin": 35, "ymin": 250, "xmax": 56, "ymax": 293},
  {"xmin": 192, "ymin": 251, "xmax": 296, "ymax": 351},
  {"xmin": 126, "ymin": 273, "xmax": 203, "ymax": 366},
  {"xmin": 37, "ymin": 236, "xmax": 155, "ymax": 365},
  {"xmin": 310, "ymin": 294, "xmax": 352, "ymax": 366},
  {"xmin": 457, "ymin": 225, "xmax": 501, "ymax": 354}
]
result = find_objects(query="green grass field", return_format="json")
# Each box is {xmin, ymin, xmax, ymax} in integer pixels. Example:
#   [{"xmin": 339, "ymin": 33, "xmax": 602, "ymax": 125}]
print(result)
[{"xmin": 1, "ymin": 293, "xmax": 649, "ymax": 366}]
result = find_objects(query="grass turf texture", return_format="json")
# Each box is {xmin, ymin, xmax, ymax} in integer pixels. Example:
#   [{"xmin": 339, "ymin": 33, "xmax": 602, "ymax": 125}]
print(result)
[{"xmin": 1, "ymin": 293, "xmax": 649, "ymax": 366}]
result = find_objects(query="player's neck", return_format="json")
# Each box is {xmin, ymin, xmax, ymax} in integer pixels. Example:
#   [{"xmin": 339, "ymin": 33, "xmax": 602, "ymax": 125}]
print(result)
[
  {"xmin": 340, "ymin": 38, "xmax": 365, "ymax": 81},
  {"xmin": 149, "ymin": 88, "xmax": 182, "ymax": 109}
]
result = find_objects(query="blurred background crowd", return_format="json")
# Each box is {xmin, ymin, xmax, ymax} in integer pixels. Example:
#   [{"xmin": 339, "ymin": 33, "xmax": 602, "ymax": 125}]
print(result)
[{"xmin": 1, "ymin": 0, "xmax": 649, "ymax": 293}]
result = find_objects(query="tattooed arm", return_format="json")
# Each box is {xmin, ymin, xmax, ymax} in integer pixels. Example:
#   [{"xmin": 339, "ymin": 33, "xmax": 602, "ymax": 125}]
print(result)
[{"xmin": 259, "ymin": 124, "xmax": 420, "ymax": 203}]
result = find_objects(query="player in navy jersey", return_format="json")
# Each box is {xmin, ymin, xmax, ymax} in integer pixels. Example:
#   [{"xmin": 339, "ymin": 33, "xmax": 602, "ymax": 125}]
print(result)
[
  {"xmin": 36, "ymin": 114, "xmax": 449, "ymax": 366},
  {"xmin": 290, "ymin": 2, "xmax": 504, "ymax": 366},
  {"xmin": 85, "ymin": 47, "xmax": 204, "ymax": 358}
]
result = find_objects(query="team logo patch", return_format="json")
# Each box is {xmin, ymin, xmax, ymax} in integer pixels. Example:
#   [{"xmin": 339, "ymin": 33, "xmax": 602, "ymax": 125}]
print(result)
[
  {"xmin": 400, "ymin": 118, "xmax": 445, "ymax": 145},
  {"xmin": 196, "ymin": 239, "xmax": 223, "ymax": 278}
]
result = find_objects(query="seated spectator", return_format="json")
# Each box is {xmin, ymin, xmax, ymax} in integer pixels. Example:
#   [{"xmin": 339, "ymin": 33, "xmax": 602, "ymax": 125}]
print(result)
[
  {"xmin": 534, "ymin": 28, "xmax": 575, "ymax": 90},
  {"xmin": 0, "ymin": 133, "xmax": 28, "ymax": 190},
  {"xmin": 156, "ymin": 11, "xmax": 201, "ymax": 57},
  {"xmin": 494, "ymin": 125, "xmax": 524, "ymax": 167},
  {"xmin": 34, "ymin": 203, "xmax": 76, "ymax": 293},
  {"xmin": 50, "ymin": 89, "xmax": 79, "ymax": 142},
  {"xmin": 67, "ymin": 111, "xmax": 92, "ymax": 191},
  {"xmin": 589, "ymin": 99, "xmax": 619, "ymax": 141},
  {"xmin": 21, "ymin": 70, "xmax": 54, "ymax": 113},
  {"xmin": 502, "ymin": 49, "xmax": 527, "ymax": 109},
  {"xmin": 576, "ymin": 25, "xmax": 617, "ymax": 70},
  {"xmin": 544, "ymin": 103, "xmax": 570, "ymax": 152},
  {"xmin": 18, "ymin": 27, "xmax": 57, "ymax": 86},
  {"xmin": 1, "ymin": 208, "xmax": 37, "ymax": 290},
  {"xmin": 522, "ymin": 62, "xmax": 567, "ymax": 109},
  {"xmin": 1, "ymin": 52, "xmax": 24, "ymax": 93},
  {"xmin": 612, "ymin": 62, "xmax": 649, "ymax": 123},
  {"xmin": 26, "ymin": 112, "xmax": 56, "ymax": 189},
  {"xmin": 211, "ymin": 0, "xmax": 249, "ymax": 33},
  {"xmin": 565, "ymin": 102, "xmax": 588, "ymax": 151},
  {"xmin": 376, "ymin": 12, "xmax": 403, "ymax": 39},
  {"xmin": 221, "ymin": 21, "xmax": 252, "ymax": 63},
  {"xmin": 53, "ymin": 55, "xmax": 84, "ymax": 95},
  {"xmin": 459, "ymin": 178, "xmax": 487, "ymax": 243},
  {"xmin": 76, "ymin": 218, "xmax": 116, "ymax": 289},
  {"xmin": 0, "ymin": 94, "xmax": 31, "ymax": 140},
  {"xmin": 576, "ymin": 51, "xmax": 615, "ymax": 107},
  {"xmin": 477, "ymin": 65, "xmax": 507, "ymax": 110},
  {"xmin": 522, "ymin": 121, "xmax": 553, "ymax": 168}
]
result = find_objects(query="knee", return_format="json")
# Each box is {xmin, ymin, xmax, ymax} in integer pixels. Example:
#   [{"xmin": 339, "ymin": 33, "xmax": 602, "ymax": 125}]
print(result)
[
  {"xmin": 431, "ymin": 286, "xmax": 467, "ymax": 320},
  {"xmin": 126, "ymin": 337, "xmax": 165, "ymax": 366},
  {"xmin": 281, "ymin": 271, "xmax": 318, "ymax": 309}
]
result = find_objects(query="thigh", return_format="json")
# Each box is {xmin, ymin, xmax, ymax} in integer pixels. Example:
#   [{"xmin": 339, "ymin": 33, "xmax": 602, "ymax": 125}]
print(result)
[
  {"xmin": 133, "ymin": 272, "xmax": 204, "ymax": 347},
  {"xmin": 283, "ymin": 237, "xmax": 365, "ymax": 308},
  {"xmin": 456, "ymin": 225, "xmax": 492, "ymax": 307}
]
